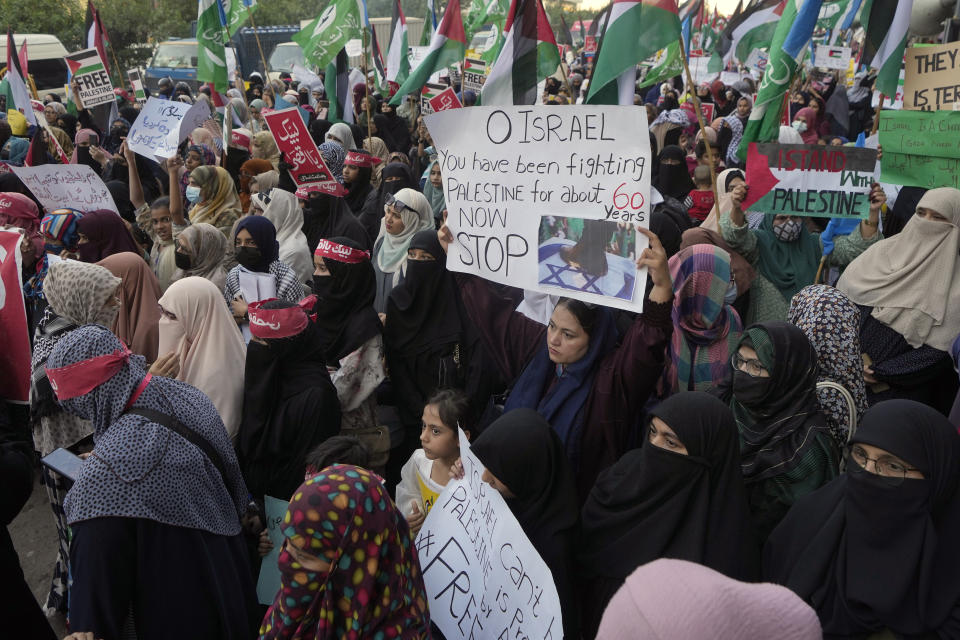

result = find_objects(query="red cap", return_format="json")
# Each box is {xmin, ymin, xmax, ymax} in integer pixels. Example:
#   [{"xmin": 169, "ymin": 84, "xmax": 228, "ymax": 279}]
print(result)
[
  {"xmin": 45, "ymin": 347, "xmax": 133, "ymax": 401},
  {"xmin": 248, "ymin": 296, "xmax": 316, "ymax": 339},
  {"xmin": 344, "ymin": 151, "xmax": 382, "ymax": 168},
  {"xmin": 314, "ymin": 238, "xmax": 371, "ymax": 264}
]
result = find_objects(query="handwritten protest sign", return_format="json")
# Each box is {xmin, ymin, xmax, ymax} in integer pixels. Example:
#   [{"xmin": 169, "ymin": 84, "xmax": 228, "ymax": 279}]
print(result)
[
  {"xmin": 263, "ymin": 109, "xmax": 335, "ymax": 186},
  {"xmin": 743, "ymin": 143, "xmax": 877, "ymax": 219},
  {"xmin": 463, "ymin": 58, "xmax": 487, "ymax": 93},
  {"xmin": 429, "ymin": 87, "xmax": 463, "ymax": 112},
  {"xmin": 879, "ymin": 110, "xmax": 960, "ymax": 189},
  {"xmin": 127, "ymin": 97, "xmax": 212, "ymax": 162},
  {"xmin": 64, "ymin": 49, "xmax": 114, "ymax": 107},
  {"xmin": 127, "ymin": 69, "xmax": 146, "ymax": 104},
  {"xmin": 256, "ymin": 495, "xmax": 288, "ymax": 606},
  {"xmin": 12, "ymin": 165, "xmax": 118, "ymax": 215},
  {"xmin": 426, "ymin": 106, "xmax": 651, "ymax": 312},
  {"xmin": 904, "ymin": 42, "xmax": 960, "ymax": 111},
  {"xmin": 416, "ymin": 430, "xmax": 562, "ymax": 640},
  {"xmin": 814, "ymin": 45, "xmax": 851, "ymax": 70}
]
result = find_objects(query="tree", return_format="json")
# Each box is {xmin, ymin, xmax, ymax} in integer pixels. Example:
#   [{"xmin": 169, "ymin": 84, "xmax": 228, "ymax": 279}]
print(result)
[{"xmin": 0, "ymin": 0, "xmax": 85, "ymax": 51}]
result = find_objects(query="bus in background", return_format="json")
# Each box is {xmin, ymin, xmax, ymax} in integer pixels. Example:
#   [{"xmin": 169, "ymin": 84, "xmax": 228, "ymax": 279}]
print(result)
[
  {"xmin": 144, "ymin": 38, "xmax": 238, "ymax": 93},
  {"xmin": 0, "ymin": 34, "xmax": 70, "ymax": 101}
]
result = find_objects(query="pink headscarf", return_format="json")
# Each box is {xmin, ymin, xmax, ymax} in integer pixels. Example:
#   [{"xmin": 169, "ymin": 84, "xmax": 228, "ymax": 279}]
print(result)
[
  {"xmin": 0, "ymin": 192, "xmax": 41, "ymax": 233},
  {"xmin": 793, "ymin": 107, "xmax": 820, "ymax": 144},
  {"xmin": 597, "ymin": 559, "xmax": 821, "ymax": 640},
  {"xmin": 70, "ymin": 129, "xmax": 99, "ymax": 163}
]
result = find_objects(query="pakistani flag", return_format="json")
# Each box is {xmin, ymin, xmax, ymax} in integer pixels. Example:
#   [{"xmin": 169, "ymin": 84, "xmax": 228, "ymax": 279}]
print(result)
[
  {"xmin": 197, "ymin": 0, "xmax": 229, "ymax": 92},
  {"xmin": 390, "ymin": 0, "xmax": 466, "ymax": 105},
  {"xmin": 226, "ymin": 0, "xmax": 258, "ymax": 38},
  {"xmin": 586, "ymin": 0, "xmax": 682, "ymax": 105},
  {"xmin": 708, "ymin": 0, "xmax": 784, "ymax": 73},
  {"xmin": 739, "ymin": 0, "xmax": 822, "ymax": 161},
  {"xmin": 294, "ymin": 0, "xmax": 365, "ymax": 71},
  {"xmin": 860, "ymin": 0, "xmax": 913, "ymax": 98},
  {"xmin": 421, "ymin": 0, "xmax": 439, "ymax": 45},
  {"xmin": 387, "ymin": 0, "xmax": 411, "ymax": 89},
  {"xmin": 480, "ymin": 0, "xmax": 561, "ymax": 105}
]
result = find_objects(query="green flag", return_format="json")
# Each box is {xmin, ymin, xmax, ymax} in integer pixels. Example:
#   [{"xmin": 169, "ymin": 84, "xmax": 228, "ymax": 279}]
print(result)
[
  {"xmin": 197, "ymin": 0, "xmax": 229, "ymax": 92},
  {"xmin": 294, "ymin": 0, "xmax": 365, "ymax": 71},
  {"xmin": 466, "ymin": 0, "xmax": 510, "ymax": 41},
  {"xmin": 226, "ymin": 0, "xmax": 258, "ymax": 38},
  {"xmin": 638, "ymin": 42, "xmax": 684, "ymax": 90}
]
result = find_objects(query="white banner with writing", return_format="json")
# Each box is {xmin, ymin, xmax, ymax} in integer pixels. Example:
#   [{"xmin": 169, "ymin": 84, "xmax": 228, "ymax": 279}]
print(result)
[
  {"xmin": 12, "ymin": 165, "xmax": 118, "ymax": 215},
  {"xmin": 127, "ymin": 97, "xmax": 212, "ymax": 162},
  {"xmin": 426, "ymin": 106, "xmax": 652, "ymax": 312}
]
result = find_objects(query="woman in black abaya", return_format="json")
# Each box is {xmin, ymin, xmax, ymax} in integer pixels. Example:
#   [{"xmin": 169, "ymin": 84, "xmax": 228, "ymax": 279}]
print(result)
[{"xmin": 653, "ymin": 145, "xmax": 695, "ymax": 202}]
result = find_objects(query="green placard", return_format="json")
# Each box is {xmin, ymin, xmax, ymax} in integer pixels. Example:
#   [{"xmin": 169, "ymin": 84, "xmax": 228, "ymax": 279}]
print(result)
[{"xmin": 879, "ymin": 110, "xmax": 960, "ymax": 189}]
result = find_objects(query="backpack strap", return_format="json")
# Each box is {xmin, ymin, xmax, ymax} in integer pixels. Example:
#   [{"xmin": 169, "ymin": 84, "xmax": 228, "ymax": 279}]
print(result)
[{"xmin": 125, "ymin": 407, "xmax": 230, "ymax": 487}]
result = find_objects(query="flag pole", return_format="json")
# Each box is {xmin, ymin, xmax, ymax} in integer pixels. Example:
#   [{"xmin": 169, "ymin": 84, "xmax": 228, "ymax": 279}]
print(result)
[
  {"xmin": 247, "ymin": 7, "xmax": 271, "ymax": 78},
  {"xmin": 678, "ymin": 37, "xmax": 720, "ymax": 211},
  {"xmin": 870, "ymin": 94, "xmax": 883, "ymax": 135},
  {"xmin": 362, "ymin": 27, "xmax": 372, "ymax": 147}
]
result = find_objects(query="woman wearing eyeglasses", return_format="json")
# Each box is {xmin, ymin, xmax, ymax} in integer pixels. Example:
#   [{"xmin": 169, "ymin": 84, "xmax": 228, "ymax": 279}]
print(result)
[
  {"xmin": 718, "ymin": 321, "xmax": 838, "ymax": 541},
  {"xmin": 373, "ymin": 188, "xmax": 434, "ymax": 315},
  {"xmin": 764, "ymin": 400, "xmax": 960, "ymax": 639}
]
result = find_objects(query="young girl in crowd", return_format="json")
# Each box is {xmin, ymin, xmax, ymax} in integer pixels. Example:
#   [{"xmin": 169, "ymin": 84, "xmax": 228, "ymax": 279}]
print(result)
[{"xmin": 395, "ymin": 388, "xmax": 470, "ymax": 536}]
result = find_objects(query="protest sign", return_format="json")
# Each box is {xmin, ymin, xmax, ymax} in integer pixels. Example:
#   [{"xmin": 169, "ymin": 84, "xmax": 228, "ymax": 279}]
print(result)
[
  {"xmin": 879, "ymin": 110, "xmax": 960, "ymax": 189},
  {"xmin": 12, "ymin": 165, "xmax": 118, "ymax": 215},
  {"xmin": 814, "ymin": 45, "xmax": 851, "ymax": 70},
  {"xmin": 421, "ymin": 82, "xmax": 447, "ymax": 115},
  {"xmin": 263, "ymin": 109, "xmax": 335, "ymax": 186},
  {"xmin": 0, "ymin": 229, "xmax": 30, "ymax": 403},
  {"xmin": 426, "ymin": 106, "xmax": 651, "ymax": 312},
  {"xmin": 904, "ymin": 42, "xmax": 960, "ymax": 111},
  {"xmin": 699, "ymin": 102, "xmax": 714, "ymax": 123},
  {"xmin": 429, "ymin": 87, "xmax": 463, "ymax": 112},
  {"xmin": 584, "ymin": 35, "xmax": 597, "ymax": 52},
  {"xmin": 463, "ymin": 58, "xmax": 487, "ymax": 93},
  {"xmin": 746, "ymin": 49, "xmax": 769, "ymax": 72},
  {"xmin": 127, "ymin": 98, "xmax": 212, "ymax": 162},
  {"xmin": 743, "ymin": 143, "xmax": 877, "ymax": 219},
  {"xmin": 256, "ymin": 495, "xmax": 288, "ymax": 606},
  {"xmin": 416, "ymin": 430, "xmax": 562, "ymax": 640},
  {"xmin": 127, "ymin": 69, "xmax": 147, "ymax": 104},
  {"xmin": 64, "ymin": 48, "xmax": 114, "ymax": 107}
]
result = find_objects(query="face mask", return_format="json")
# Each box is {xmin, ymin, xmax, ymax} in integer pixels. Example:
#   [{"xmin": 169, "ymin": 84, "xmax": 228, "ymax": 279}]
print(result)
[
  {"xmin": 174, "ymin": 251, "xmax": 192, "ymax": 270},
  {"xmin": 312, "ymin": 274, "xmax": 333, "ymax": 297},
  {"xmin": 110, "ymin": 126, "xmax": 127, "ymax": 138},
  {"xmin": 185, "ymin": 186, "xmax": 202, "ymax": 203},
  {"xmin": 235, "ymin": 246, "xmax": 263, "ymax": 271},
  {"xmin": 732, "ymin": 369, "xmax": 770, "ymax": 408},
  {"xmin": 44, "ymin": 242, "xmax": 64, "ymax": 255},
  {"xmin": 773, "ymin": 219, "xmax": 802, "ymax": 242},
  {"xmin": 724, "ymin": 280, "xmax": 738, "ymax": 305},
  {"xmin": 792, "ymin": 120, "xmax": 807, "ymax": 133}
]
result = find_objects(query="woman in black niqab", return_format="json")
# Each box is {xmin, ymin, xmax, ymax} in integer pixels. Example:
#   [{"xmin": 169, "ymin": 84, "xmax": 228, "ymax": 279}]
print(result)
[
  {"xmin": 764, "ymin": 399, "xmax": 960, "ymax": 639},
  {"xmin": 653, "ymin": 145, "xmax": 695, "ymax": 201},
  {"xmin": 578, "ymin": 391, "xmax": 760, "ymax": 638},
  {"xmin": 300, "ymin": 192, "xmax": 371, "ymax": 252}
]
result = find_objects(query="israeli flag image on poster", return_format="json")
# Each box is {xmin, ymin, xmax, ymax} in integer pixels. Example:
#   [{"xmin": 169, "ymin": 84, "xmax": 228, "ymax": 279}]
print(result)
[{"xmin": 425, "ymin": 106, "xmax": 652, "ymax": 312}]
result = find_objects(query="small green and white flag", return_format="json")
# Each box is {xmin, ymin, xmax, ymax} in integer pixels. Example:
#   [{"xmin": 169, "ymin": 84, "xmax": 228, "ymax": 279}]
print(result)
[
  {"xmin": 860, "ymin": 0, "xmax": 912, "ymax": 98},
  {"xmin": 197, "ymin": 0, "xmax": 229, "ymax": 92},
  {"xmin": 294, "ymin": 0, "xmax": 365, "ymax": 71}
]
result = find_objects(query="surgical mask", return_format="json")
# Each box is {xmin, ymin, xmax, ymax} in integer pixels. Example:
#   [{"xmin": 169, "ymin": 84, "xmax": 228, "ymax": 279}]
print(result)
[
  {"xmin": 185, "ymin": 185, "xmax": 202, "ymax": 203},
  {"xmin": 773, "ymin": 219, "xmax": 802, "ymax": 242},
  {"xmin": 235, "ymin": 246, "xmax": 263, "ymax": 271},
  {"xmin": 724, "ymin": 280, "xmax": 738, "ymax": 305},
  {"xmin": 792, "ymin": 120, "xmax": 807, "ymax": 133},
  {"xmin": 174, "ymin": 251, "xmax": 191, "ymax": 270}
]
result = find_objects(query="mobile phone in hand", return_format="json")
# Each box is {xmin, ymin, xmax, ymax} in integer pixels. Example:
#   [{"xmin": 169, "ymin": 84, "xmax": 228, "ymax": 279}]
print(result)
[{"xmin": 41, "ymin": 447, "xmax": 84, "ymax": 481}]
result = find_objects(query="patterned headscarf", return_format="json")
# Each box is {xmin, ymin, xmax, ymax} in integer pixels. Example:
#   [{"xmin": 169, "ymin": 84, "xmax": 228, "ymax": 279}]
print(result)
[
  {"xmin": 319, "ymin": 141, "xmax": 346, "ymax": 184},
  {"xmin": 48, "ymin": 324, "xmax": 248, "ymax": 536},
  {"xmin": 260, "ymin": 465, "xmax": 430, "ymax": 640},
  {"xmin": 788, "ymin": 285, "xmax": 868, "ymax": 445},
  {"xmin": 662, "ymin": 244, "xmax": 743, "ymax": 395},
  {"xmin": 41, "ymin": 209, "xmax": 83, "ymax": 249}
]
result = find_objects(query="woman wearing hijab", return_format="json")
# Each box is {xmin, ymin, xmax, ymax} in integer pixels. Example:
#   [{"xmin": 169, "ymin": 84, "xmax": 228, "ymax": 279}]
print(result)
[
  {"xmin": 171, "ymin": 223, "xmax": 228, "ymax": 290},
  {"xmin": 718, "ymin": 170, "xmax": 883, "ymax": 323},
  {"xmin": 300, "ymin": 181, "xmax": 370, "ymax": 252},
  {"xmin": 790, "ymin": 107, "xmax": 821, "ymax": 145},
  {"xmin": 359, "ymin": 162, "xmax": 416, "ymax": 243},
  {"xmin": 653, "ymin": 145, "xmax": 695, "ymax": 202},
  {"xmin": 29, "ymin": 261, "xmax": 121, "ymax": 615},
  {"xmin": 374, "ymin": 103, "xmax": 413, "ymax": 153},
  {"xmin": 710, "ymin": 80, "xmax": 733, "ymax": 117},
  {"xmin": 312, "ymin": 238, "xmax": 385, "ymax": 446},
  {"xmin": 180, "ymin": 165, "xmax": 242, "ymax": 238},
  {"xmin": 764, "ymin": 400, "xmax": 960, "ymax": 638},
  {"xmin": 718, "ymin": 322, "xmax": 838, "ymax": 540},
  {"xmin": 238, "ymin": 158, "xmax": 275, "ymax": 213},
  {"xmin": 251, "ymin": 131, "xmax": 280, "ymax": 168},
  {"xmin": 837, "ymin": 187, "xmax": 960, "ymax": 414},
  {"xmin": 363, "ymin": 136, "xmax": 390, "ymax": 187},
  {"xmin": 75, "ymin": 210, "xmax": 143, "ymax": 263},
  {"xmin": 422, "ymin": 160, "xmax": 445, "ymax": 228},
  {"xmin": 443, "ymin": 224, "xmax": 673, "ymax": 497},
  {"xmin": 70, "ymin": 129, "xmax": 100, "ymax": 169},
  {"xmin": 579, "ymin": 392, "xmax": 760, "ymax": 638},
  {"xmin": 45, "ymin": 325, "xmax": 259, "ymax": 639},
  {"xmin": 467, "ymin": 409, "xmax": 580, "ymax": 639},
  {"xmin": 158, "ymin": 277, "xmax": 246, "ymax": 438},
  {"xmin": 373, "ymin": 188, "xmax": 434, "ymax": 313},
  {"xmin": 326, "ymin": 121, "xmax": 358, "ymax": 150},
  {"xmin": 259, "ymin": 464, "xmax": 430, "ymax": 639},
  {"xmin": 57, "ymin": 113, "xmax": 78, "ymax": 141},
  {"xmin": 788, "ymin": 285, "xmax": 868, "ymax": 446},
  {"xmin": 660, "ymin": 244, "xmax": 743, "ymax": 395},
  {"xmin": 342, "ymin": 150, "xmax": 378, "ymax": 215},
  {"xmin": 319, "ymin": 140, "xmax": 346, "ymax": 183},
  {"xmin": 308, "ymin": 117, "xmax": 332, "ymax": 147},
  {"xmin": 256, "ymin": 189, "xmax": 314, "ymax": 286},
  {"xmin": 237, "ymin": 299, "xmax": 341, "ymax": 502},
  {"xmin": 98, "ymin": 252, "xmax": 163, "ymax": 363},
  {"xmin": 597, "ymin": 559, "xmax": 821, "ymax": 640}
]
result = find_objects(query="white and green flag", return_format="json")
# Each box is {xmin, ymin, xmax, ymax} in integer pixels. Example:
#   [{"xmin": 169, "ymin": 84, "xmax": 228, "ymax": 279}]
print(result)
[
  {"xmin": 294, "ymin": 0, "xmax": 365, "ymax": 71},
  {"xmin": 708, "ymin": 0, "xmax": 784, "ymax": 73},
  {"xmin": 387, "ymin": 0, "xmax": 411, "ymax": 87},
  {"xmin": 390, "ymin": 0, "xmax": 466, "ymax": 105},
  {"xmin": 226, "ymin": 0, "xmax": 258, "ymax": 38},
  {"xmin": 860, "ymin": 0, "xmax": 913, "ymax": 97},
  {"xmin": 197, "ymin": 0, "xmax": 229, "ymax": 92}
]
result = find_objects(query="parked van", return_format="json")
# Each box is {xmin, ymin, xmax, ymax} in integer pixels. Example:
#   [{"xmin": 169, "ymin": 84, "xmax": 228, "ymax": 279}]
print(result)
[
  {"xmin": 144, "ymin": 38, "xmax": 238, "ymax": 93},
  {"xmin": 0, "ymin": 33, "xmax": 70, "ymax": 100}
]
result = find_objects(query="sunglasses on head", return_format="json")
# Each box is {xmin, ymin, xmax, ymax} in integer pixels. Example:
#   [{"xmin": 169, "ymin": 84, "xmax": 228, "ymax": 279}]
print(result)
[{"xmin": 385, "ymin": 193, "xmax": 412, "ymax": 213}]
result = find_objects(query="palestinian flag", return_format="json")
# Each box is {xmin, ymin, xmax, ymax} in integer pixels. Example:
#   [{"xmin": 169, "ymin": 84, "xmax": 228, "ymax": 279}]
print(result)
[
  {"xmin": 390, "ymin": 0, "xmax": 466, "ymax": 105},
  {"xmin": 128, "ymin": 69, "xmax": 146, "ymax": 103},
  {"xmin": 85, "ymin": 0, "xmax": 111, "ymax": 78},
  {"xmin": 480, "ymin": 0, "xmax": 561, "ymax": 106},
  {"xmin": 586, "ymin": 0, "xmax": 681, "ymax": 106},
  {"xmin": 860, "ymin": 0, "xmax": 912, "ymax": 98},
  {"xmin": 386, "ymin": 0, "xmax": 411, "ymax": 91},
  {"xmin": 708, "ymin": 0, "xmax": 784, "ymax": 73},
  {"xmin": 678, "ymin": 0, "xmax": 703, "ymax": 54},
  {"xmin": 4, "ymin": 29, "xmax": 36, "ymax": 126},
  {"xmin": 325, "ymin": 48, "xmax": 355, "ymax": 124},
  {"xmin": 369, "ymin": 25, "xmax": 388, "ymax": 92},
  {"xmin": 65, "ymin": 49, "xmax": 106, "ymax": 78}
]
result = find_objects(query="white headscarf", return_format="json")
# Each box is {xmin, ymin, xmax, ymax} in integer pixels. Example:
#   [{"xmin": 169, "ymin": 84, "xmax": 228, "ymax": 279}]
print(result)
[
  {"xmin": 376, "ymin": 187, "xmax": 433, "ymax": 277},
  {"xmin": 327, "ymin": 122, "xmax": 357, "ymax": 150},
  {"xmin": 258, "ymin": 189, "xmax": 313, "ymax": 285}
]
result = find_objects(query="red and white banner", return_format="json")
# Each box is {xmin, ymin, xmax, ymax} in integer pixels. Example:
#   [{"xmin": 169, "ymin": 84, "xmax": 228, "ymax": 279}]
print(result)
[
  {"xmin": 263, "ymin": 110, "xmax": 336, "ymax": 187},
  {"xmin": 0, "ymin": 229, "xmax": 30, "ymax": 403},
  {"xmin": 428, "ymin": 87, "xmax": 463, "ymax": 113}
]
